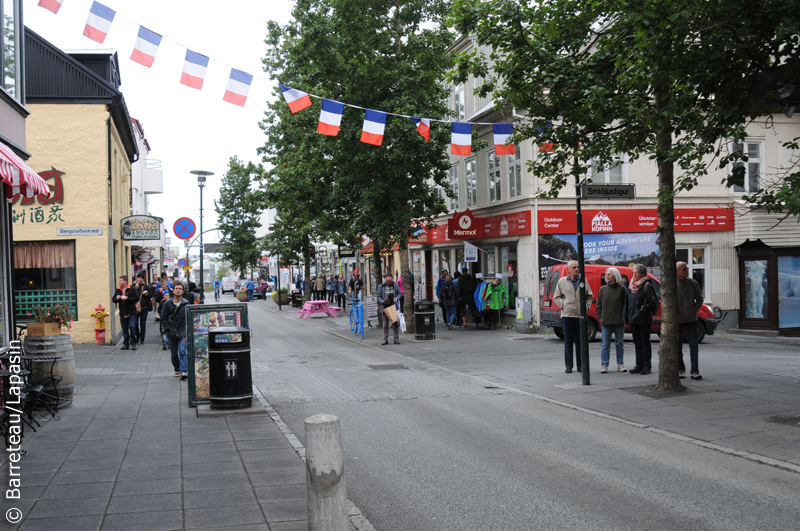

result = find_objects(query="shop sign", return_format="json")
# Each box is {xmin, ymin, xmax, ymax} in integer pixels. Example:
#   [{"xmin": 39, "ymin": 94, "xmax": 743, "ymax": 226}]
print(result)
[
  {"xmin": 56, "ymin": 227, "xmax": 102, "ymax": 236},
  {"xmin": 411, "ymin": 209, "xmax": 532, "ymax": 245},
  {"xmin": 448, "ymin": 209, "xmax": 481, "ymax": 239},
  {"xmin": 483, "ymin": 210, "xmax": 531, "ymax": 238},
  {"xmin": 464, "ymin": 241, "xmax": 478, "ymax": 262},
  {"xmin": 122, "ymin": 215, "xmax": 162, "ymax": 241},
  {"xmin": 134, "ymin": 250, "xmax": 156, "ymax": 264},
  {"xmin": 580, "ymin": 184, "xmax": 636, "ymax": 200},
  {"xmin": 339, "ymin": 244, "xmax": 355, "ymax": 257},
  {"xmin": 537, "ymin": 208, "xmax": 733, "ymax": 235},
  {"xmin": 163, "ymin": 259, "xmax": 176, "ymax": 267}
]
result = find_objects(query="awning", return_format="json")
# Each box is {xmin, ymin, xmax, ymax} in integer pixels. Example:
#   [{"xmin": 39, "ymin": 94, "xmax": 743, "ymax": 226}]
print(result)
[
  {"xmin": 0, "ymin": 143, "xmax": 50, "ymax": 199},
  {"xmin": 362, "ymin": 241, "xmax": 400, "ymax": 254}
]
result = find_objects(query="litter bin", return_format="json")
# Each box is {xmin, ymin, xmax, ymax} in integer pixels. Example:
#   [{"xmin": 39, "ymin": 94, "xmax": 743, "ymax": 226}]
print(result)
[
  {"xmin": 414, "ymin": 301, "xmax": 436, "ymax": 340},
  {"xmin": 291, "ymin": 290, "xmax": 304, "ymax": 307},
  {"xmin": 208, "ymin": 326, "xmax": 252, "ymax": 409}
]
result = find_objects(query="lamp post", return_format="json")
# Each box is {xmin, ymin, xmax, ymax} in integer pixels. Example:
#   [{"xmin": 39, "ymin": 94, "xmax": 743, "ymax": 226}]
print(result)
[{"xmin": 191, "ymin": 170, "xmax": 214, "ymax": 303}]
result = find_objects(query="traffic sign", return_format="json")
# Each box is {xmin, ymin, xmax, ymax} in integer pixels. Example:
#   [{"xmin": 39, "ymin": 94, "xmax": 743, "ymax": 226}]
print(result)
[
  {"xmin": 580, "ymin": 184, "xmax": 636, "ymax": 200},
  {"xmin": 173, "ymin": 217, "xmax": 197, "ymax": 240},
  {"xmin": 182, "ymin": 266, "xmax": 193, "ymax": 270},
  {"xmin": 177, "ymin": 258, "xmax": 188, "ymax": 268}
]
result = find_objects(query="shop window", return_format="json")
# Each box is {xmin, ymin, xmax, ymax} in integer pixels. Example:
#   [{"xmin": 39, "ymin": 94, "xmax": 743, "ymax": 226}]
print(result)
[
  {"xmin": 488, "ymin": 151, "xmax": 501, "ymax": 202},
  {"xmin": 485, "ymin": 248, "xmax": 496, "ymax": 276},
  {"xmin": 508, "ymin": 146, "xmax": 522, "ymax": 199},
  {"xmin": 456, "ymin": 248, "xmax": 465, "ymax": 272},
  {"xmin": 778, "ymin": 256, "xmax": 800, "ymax": 328},
  {"xmin": 500, "ymin": 245, "xmax": 517, "ymax": 308},
  {"xmin": 743, "ymin": 259, "xmax": 768, "ymax": 319},
  {"xmin": 729, "ymin": 140, "xmax": 763, "ymax": 193},
  {"xmin": 589, "ymin": 154, "xmax": 626, "ymax": 184},
  {"xmin": 676, "ymin": 246, "xmax": 708, "ymax": 299},
  {"xmin": 466, "ymin": 158, "xmax": 477, "ymax": 207},
  {"xmin": 14, "ymin": 241, "xmax": 78, "ymax": 321},
  {"xmin": 449, "ymin": 165, "xmax": 459, "ymax": 211}
]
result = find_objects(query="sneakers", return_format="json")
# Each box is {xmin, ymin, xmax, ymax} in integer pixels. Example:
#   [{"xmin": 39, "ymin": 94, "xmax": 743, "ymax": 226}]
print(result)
[
  {"xmin": 617, "ymin": 364, "xmax": 627, "ymax": 372},
  {"xmin": 600, "ymin": 366, "xmax": 608, "ymax": 373},
  {"xmin": 565, "ymin": 367, "xmax": 572, "ymax": 373},
  {"xmin": 447, "ymin": 324, "xmax": 453, "ymax": 330},
  {"xmin": 639, "ymin": 367, "xmax": 651, "ymax": 375},
  {"xmin": 679, "ymin": 371, "xmax": 686, "ymax": 379},
  {"xmin": 629, "ymin": 366, "xmax": 641, "ymax": 374},
  {"xmin": 180, "ymin": 373, "xmax": 188, "ymax": 380},
  {"xmin": 120, "ymin": 345, "xmax": 130, "ymax": 350},
  {"xmin": 162, "ymin": 344, "xmax": 168, "ymax": 350},
  {"xmin": 461, "ymin": 324, "xmax": 466, "ymax": 328},
  {"xmin": 690, "ymin": 373, "xmax": 703, "ymax": 380},
  {"xmin": 381, "ymin": 340, "xmax": 388, "ymax": 345}
]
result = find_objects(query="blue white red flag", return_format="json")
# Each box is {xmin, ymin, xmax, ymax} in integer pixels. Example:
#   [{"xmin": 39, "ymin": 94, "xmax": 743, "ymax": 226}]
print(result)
[
  {"xmin": 130, "ymin": 26, "xmax": 162, "ymax": 68},
  {"xmin": 361, "ymin": 110, "xmax": 387, "ymax": 146},
  {"xmin": 317, "ymin": 99, "xmax": 344, "ymax": 136},
  {"xmin": 223, "ymin": 69, "xmax": 253, "ymax": 107},
  {"xmin": 412, "ymin": 221, "xmax": 427, "ymax": 236},
  {"xmin": 413, "ymin": 118, "xmax": 431, "ymax": 142},
  {"xmin": 38, "ymin": 0, "xmax": 64, "ymax": 14},
  {"xmin": 83, "ymin": 2, "xmax": 116, "ymax": 44},
  {"xmin": 451, "ymin": 123, "xmax": 472, "ymax": 155},
  {"xmin": 180, "ymin": 50, "xmax": 210, "ymax": 90},
  {"xmin": 279, "ymin": 84, "xmax": 312, "ymax": 113},
  {"xmin": 493, "ymin": 123, "xmax": 515, "ymax": 155}
]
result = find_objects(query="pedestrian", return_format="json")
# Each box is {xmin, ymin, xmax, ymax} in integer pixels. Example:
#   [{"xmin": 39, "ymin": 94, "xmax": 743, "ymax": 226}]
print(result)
[
  {"xmin": 113, "ymin": 275, "xmax": 139, "ymax": 350},
  {"xmin": 596, "ymin": 267, "xmax": 627, "ymax": 373},
  {"xmin": 327, "ymin": 274, "xmax": 336, "ymax": 303},
  {"xmin": 335, "ymin": 273, "xmax": 347, "ymax": 310},
  {"xmin": 349, "ymin": 270, "xmax": 364, "ymax": 300},
  {"xmin": 624, "ymin": 264, "xmax": 659, "ymax": 375},
  {"xmin": 155, "ymin": 278, "xmax": 172, "ymax": 350},
  {"xmin": 442, "ymin": 275, "xmax": 460, "ymax": 330},
  {"xmin": 314, "ymin": 274, "xmax": 327, "ymax": 301},
  {"xmin": 377, "ymin": 273, "xmax": 402, "ymax": 345},
  {"xmin": 677, "ymin": 261, "xmax": 704, "ymax": 380},
  {"xmin": 457, "ymin": 267, "xmax": 476, "ymax": 327},
  {"xmin": 161, "ymin": 272, "xmax": 173, "ymax": 290},
  {"xmin": 161, "ymin": 282, "xmax": 190, "ymax": 379},
  {"xmin": 135, "ymin": 272, "xmax": 152, "ymax": 346},
  {"xmin": 436, "ymin": 269, "xmax": 448, "ymax": 324},
  {"xmin": 246, "ymin": 278, "xmax": 255, "ymax": 302},
  {"xmin": 553, "ymin": 261, "xmax": 593, "ymax": 373}
]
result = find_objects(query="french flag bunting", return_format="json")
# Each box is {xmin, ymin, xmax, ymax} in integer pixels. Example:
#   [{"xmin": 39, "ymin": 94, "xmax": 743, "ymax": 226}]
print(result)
[
  {"xmin": 451, "ymin": 122, "xmax": 473, "ymax": 155},
  {"xmin": 317, "ymin": 99, "xmax": 344, "ymax": 136},
  {"xmin": 38, "ymin": 0, "xmax": 64, "ymax": 14},
  {"xmin": 223, "ymin": 69, "xmax": 253, "ymax": 107},
  {"xmin": 180, "ymin": 50, "xmax": 210, "ymax": 90},
  {"xmin": 83, "ymin": 1, "xmax": 116, "ymax": 44},
  {"xmin": 130, "ymin": 26, "xmax": 162, "ymax": 68},
  {"xmin": 493, "ymin": 123, "xmax": 515, "ymax": 155},
  {"xmin": 361, "ymin": 110, "xmax": 387, "ymax": 146},
  {"xmin": 413, "ymin": 118, "xmax": 431, "ymax": 142},
  {"xmin": 279, "ymin": 84, "xmax": 312, "ymax": 113}
]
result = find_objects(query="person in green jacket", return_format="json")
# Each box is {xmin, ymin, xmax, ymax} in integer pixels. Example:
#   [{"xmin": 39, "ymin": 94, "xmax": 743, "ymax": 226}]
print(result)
[{"xmin": 484, "ymin": 274, "xmax": 508, "ymax": 329}]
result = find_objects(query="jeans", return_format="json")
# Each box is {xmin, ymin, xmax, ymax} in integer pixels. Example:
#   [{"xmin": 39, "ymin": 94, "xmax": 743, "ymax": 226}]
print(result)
[
  {"xmin": 328, "ymin": 290, "xmax": 335, "ymax": 303},
  {"xmin": 337, "ymin": 294, "xmax": 346, "ymax": 310},
  {"xmin": 169, "ymin": 336, "xmax": 188, "ymax": 373},
  {"xmin": 678, "ymin": 322, "xmax": 700, "ymax": 374},
  {"xmin": 562, "ymin": 317, "xmax": 581, "ymax": 369},
  {"xmin": 247, "ymin": 289, "xmax": 254, "ymax": 301},
  {"xmin": 630, "ymin": 323, "xmax": 652, "ymax": 369},
  {"xmin": 120, "ymin": 314, "xmax": 138, "ymax": 347},
  {"xmin": 138, "ymin": 308, "xmax": 149, "ymax": 343},
  {"xmin": 445, "ymin": 305, "xmax": 457, "ymax": 325},
  {"xmin": 600, "ymin": 324, "xmax": 625, "ymax": 366}
]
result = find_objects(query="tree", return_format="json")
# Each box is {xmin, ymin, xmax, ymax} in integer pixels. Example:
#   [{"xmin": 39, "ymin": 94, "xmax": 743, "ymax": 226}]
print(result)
[
  {"xmin": 260, "ymin": 0, "xmax": 455, "ymax": 327},
  {"xmin": 214, "ymin": 157, "xmax": 263, "ymax": 278},
  {"xmin": 451, "ymin": 0, "xmax": 800, "ymax": 390}
]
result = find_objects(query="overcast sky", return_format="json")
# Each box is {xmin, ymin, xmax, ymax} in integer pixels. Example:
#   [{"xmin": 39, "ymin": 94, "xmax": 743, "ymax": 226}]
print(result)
[{"xmin": 24, "ymin": 0, "xmax": 294, "ymax": 248}]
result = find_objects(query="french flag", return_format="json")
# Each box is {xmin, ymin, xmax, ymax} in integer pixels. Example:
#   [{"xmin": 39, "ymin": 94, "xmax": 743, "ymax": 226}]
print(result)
[
  {"xmin": 180, "ymin": 50, "xmax": 210, "ymax": 90},
  {"xmin": 413, "ymin": 118, "xmax": 431, "ymax": 142},
  {"xmin": 451, "ymin": 122, "xmax": 472, "ymax": 155},
  {"xmin": 38, "ymin": 0, "xmax": 64, "ymax": 14},
  {"xmin": 493, "ymin": 123, "xmax": 515, "ymax": 155},
  {"xmin": 223, "ymin": 69, "xmax": 253, "ymax": 107},
  {"xmin": 279, "ymin": 84, "xmax": 312, "ymax": 113},
  {"xmin": 361, "ymin": 110, "xmax": 387, "ymax": 146},
  {"xmin": 83, "ymin": 2, "xmax": 116, "ymax": 44},
  {"xmin": 130, "ymin": 26, "xmax": 162, "ymax": 68},
  {"xmin": 317, "ymin": 99, "xmax": 344, "ymax": 136}
]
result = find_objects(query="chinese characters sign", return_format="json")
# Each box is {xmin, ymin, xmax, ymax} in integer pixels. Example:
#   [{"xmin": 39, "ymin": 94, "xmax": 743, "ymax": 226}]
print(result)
[{"xmin": 12, "ymin": 168, "xmax": 66, "ymax": 225}]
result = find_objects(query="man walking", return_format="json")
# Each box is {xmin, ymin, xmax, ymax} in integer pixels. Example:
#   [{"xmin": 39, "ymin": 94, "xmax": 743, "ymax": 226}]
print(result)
[
  {"xmin": 677, "ymin": 261, "xmax": 704, "ymax": 380},
  {"xmin": 436, "ymin": 269, "xmax": 448, "ymax": 324},
  {"xmin": 155, "ymin": 278, "xmax": 172, "ymax": 350},
  {"xmin": 113, "ymin": 275, "xmax": 139, "ymax": 350},
  {"xmin": 135, "ymin": 272, "xmax": 152, "ymax": 346},
  {"xmin": 246, "ymin": 278, "xmax": 255, "ymax": 302},
  {"xmin": 457, "ymin": 267, "xmax": 476, "ymax": 327},
  {"xmin": 349, "ymin": 270, "xmax": 364, "ymax": 300},
  {"xmin": 377, "ymin": 273, "xmax": 402, "ymax": 345},
  {"xmin": 160, "ymin": 282, "xmax": 190, "ymax": 379},
  {"xmin": 596, "ymin": 267, "xmax": 627, "ymax": 373},
  {"xmin": 314, "ymin": 274, "xmax": 327, "ymax": 301},
  {"xmin": 553, "ymin": 261, "xmax": 593, "ymax": 373}
]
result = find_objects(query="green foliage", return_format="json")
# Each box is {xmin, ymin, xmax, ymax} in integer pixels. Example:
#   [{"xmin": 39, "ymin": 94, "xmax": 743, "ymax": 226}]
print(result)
[
  {"xmin": 215, "ymin": 263, "xmax": 231, "ymax": 280},
  {"xmin": 30, "ymin": 303, "xmax": 74, "ymax": 331},
  {"xmin": 214, "ymin": 157, "xmax": 263, "ymax": 278}
]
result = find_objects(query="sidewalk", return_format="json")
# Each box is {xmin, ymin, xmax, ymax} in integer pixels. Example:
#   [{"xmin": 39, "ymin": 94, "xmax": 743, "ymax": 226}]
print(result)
[{"xmin": 1, "ymin": 332, "xmax": 310, "ymax": 531}]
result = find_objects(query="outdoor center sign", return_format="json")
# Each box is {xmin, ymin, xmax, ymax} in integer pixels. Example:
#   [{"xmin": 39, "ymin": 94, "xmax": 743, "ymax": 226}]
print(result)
[
  {"xmin": 121, "ymin": 215, "xmax": 162, "ymax": 241},
  {"xmin": 537, "ymin": 207, "xmax": 734, "ymax": 234}
]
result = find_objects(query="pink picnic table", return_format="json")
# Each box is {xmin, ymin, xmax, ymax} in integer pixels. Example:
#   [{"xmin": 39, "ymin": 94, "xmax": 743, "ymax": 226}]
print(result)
[{"xmin": 296, "ymin": 300, "xmax": 341, "ymax": 319}]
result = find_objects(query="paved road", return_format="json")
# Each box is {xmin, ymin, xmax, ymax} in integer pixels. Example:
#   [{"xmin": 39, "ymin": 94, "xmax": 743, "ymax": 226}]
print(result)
[{"xmin": 247, "ymin": 303, "xmax": 800, "ymax": 530}]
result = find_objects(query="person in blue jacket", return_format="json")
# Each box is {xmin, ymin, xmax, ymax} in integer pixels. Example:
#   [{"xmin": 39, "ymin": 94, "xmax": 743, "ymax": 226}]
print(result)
[
  {"xmin": 436, "ymin": 269, "xmax": 448, "ymax": 324},
  {"xmin": 246, "ymin": 278, "xmax": 255, "ymax": 301}
]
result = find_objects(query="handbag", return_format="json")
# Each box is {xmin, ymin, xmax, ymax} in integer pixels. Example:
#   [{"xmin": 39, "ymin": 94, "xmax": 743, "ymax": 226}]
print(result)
[
  {"xmin": 135, "ymin": 300, "xmax": 142, "ymax": 314},
  {"xmin": 383, "ymin": 304, "xmax": 399, "ymax": 323}
]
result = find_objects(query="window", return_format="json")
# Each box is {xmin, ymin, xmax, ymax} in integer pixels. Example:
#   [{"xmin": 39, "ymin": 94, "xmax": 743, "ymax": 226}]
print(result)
[
  {"xmin": 465, "ymin": 158, "xmax": 477, "ymax": 207},
  {"xmin": 13, "ymin": 241, "xmax": 79, "ymax": 322},
  {"xmin": 508, "ymin": 146, "xmax": 522, "ymax": 198},
  {"xmin": 589, "ymin": 154, "xmax": 626, "ymax": 184},
  {"xmin": 454, "ymin": 84, "xmax": 465, "ymax": 121},
  {"xmin": 449, "ymin": 165, "xmax": 459, "ymax": 211},
  {"xmin": 488, "ymin": 151, "xmax": 501, "ymax": 202},
  {"xmin": 2, "ymin": 0, "xmax": 20, "ymax": 100},
  {"xmin": 676, "ymin": 246, "xmax": 708, "ymax": 299},
  {"xmin": 729, "ymin": 140, "xmax": 763, "ymax": 193}
]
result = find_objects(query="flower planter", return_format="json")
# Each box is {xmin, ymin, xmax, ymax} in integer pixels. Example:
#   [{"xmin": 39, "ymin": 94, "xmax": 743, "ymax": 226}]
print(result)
[
  {"xmin": 272, "ymin": 292, "xmax": 289, "ymax": 305},
  {"xmin": 27, "ymin": 322, "xmax": 61, "ymax": 336},
  {"xmin": 236, "ymin": 292, "xmax": 249, "ymax": 302}
]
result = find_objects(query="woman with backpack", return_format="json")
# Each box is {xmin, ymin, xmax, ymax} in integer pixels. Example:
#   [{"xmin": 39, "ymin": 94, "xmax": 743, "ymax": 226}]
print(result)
[
  {"xmin": 625, "ymin": 264, "xmax": 660, "ymax": 375},
  {"xmin": 442, "ymin": 275, "xmax": 460, "ymax": 330}
]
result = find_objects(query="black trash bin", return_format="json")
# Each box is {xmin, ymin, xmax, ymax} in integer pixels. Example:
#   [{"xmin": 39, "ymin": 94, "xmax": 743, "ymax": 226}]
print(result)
[
  {"xmin": 414, "ymin": 301, "xmax": 436, "ymax": 340},
  {"xmin": 291, "ymin": 290, "xmax": 304, "ymax": 307},
  {"xmin": 208, "ymin": 327, "xmax": 252, "ymax": 409}
]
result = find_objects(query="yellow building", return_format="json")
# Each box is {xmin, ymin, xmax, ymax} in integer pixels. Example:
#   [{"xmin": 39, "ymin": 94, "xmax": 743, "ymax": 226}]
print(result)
[{"xmin": 12, "ymin": 30, "xmax": 138, "ymax": 343}]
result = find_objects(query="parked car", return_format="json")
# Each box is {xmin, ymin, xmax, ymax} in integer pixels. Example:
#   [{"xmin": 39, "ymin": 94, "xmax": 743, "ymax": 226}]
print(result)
[
  {"xmin": 540, "ymin": 263, "xmax": 717, "ymax": 342},
  {"xmin": 221, "ymin": 277, "xmax": 237, "ymax": 294}
]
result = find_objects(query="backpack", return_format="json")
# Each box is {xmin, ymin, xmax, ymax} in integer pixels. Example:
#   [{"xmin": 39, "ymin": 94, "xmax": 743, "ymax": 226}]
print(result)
[{"xmin": 443, "ymin": 283, "xmax": 454, "ymax": 300}]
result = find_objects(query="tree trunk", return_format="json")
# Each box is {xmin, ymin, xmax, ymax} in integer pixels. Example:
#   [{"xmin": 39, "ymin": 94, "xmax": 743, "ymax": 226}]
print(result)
[
  {"xmin": 372, "ymin": 244, "xmax": 383, "ymax": 328},
  {"xmin": 654, "ymin": 86, "xmax": 685, "ymax": 392},
  {"xmin": 303, "ymin": 236, "xmax": 312, "ymax": 301},
  {"xmin": 399, "ymin": 227, "xmax": 414, "ymax": 334}
]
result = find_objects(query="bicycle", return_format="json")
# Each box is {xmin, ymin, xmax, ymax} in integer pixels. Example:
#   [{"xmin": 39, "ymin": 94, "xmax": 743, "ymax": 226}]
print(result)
[
  {"xmin": 347, "ymin": 298, "xmax": 364, "ymax": 340},
  {"xmin": 214, "ymin": 287, "xmax": 221, "ymax": 302}
]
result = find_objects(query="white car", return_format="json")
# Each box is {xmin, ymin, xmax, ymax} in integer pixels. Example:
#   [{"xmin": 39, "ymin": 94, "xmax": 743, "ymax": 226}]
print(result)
[{"xmin": 221, "ymin": 277, "xmax": 237, "ymax": 294}]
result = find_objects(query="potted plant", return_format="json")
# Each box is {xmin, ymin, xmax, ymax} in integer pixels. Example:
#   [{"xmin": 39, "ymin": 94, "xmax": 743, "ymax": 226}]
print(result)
[
  {"xmin": 27, "ymin": 303, "xmax": 74, "ymax": 336},
  {"xmin": 271, "ymin": 288, "xmax": 289, "ymax": 305},
  {"xmin": 236, "ymin": 289, "xmax": 249, "ymax": 302}
]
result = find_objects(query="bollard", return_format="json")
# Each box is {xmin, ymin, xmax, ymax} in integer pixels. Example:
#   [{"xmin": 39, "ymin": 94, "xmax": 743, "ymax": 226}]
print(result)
[{"xmin": 305, "ymin": 414, "xmax": 349, "ymax": 531}]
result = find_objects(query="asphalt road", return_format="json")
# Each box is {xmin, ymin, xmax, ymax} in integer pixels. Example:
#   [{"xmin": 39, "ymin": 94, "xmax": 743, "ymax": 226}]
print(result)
[{"xmin": 247, "ymin": 305, "xmax": 800, "ymax": 531}]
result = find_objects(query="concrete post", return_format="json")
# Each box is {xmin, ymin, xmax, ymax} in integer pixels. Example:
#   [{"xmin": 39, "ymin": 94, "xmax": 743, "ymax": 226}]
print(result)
[{"xmin": 305, "ymin": 414, "xmax": 349, "ymax": 531}]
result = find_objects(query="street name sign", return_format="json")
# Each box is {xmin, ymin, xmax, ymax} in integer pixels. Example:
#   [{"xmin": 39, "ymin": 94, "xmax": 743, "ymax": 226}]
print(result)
[{"xmin": 580, "ymin": 184, "xmax": 636, "ymax": 200}]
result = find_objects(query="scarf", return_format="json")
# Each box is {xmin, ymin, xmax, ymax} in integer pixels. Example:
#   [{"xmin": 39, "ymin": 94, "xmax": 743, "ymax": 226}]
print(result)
[{"xmin": 630, "ymin": 276, "xmax": 646, "ymax": 294}]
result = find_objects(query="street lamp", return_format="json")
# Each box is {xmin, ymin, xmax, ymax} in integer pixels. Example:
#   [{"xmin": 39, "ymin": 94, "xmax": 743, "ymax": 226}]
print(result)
[{"xmin": 191, "ymin": 170, "xmax": 214, "ymax": 303}]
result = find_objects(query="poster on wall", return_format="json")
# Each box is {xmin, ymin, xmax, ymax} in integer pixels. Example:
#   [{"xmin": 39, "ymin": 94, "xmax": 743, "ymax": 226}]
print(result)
[{"xmin": 186, "ymin": 303, "xmax": 248, "ymax": 407}]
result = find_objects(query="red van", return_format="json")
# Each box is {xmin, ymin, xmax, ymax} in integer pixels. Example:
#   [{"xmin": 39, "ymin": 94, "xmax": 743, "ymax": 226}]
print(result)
[{"xmin": 540, "ymin": 264, "xmax": 717, "ymax": 342}]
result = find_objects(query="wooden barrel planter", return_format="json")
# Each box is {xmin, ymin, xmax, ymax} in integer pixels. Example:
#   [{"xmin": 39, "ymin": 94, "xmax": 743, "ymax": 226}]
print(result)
[{"xmin": 23, "ymin": 334, "xmax": 75, "ymax": 408}]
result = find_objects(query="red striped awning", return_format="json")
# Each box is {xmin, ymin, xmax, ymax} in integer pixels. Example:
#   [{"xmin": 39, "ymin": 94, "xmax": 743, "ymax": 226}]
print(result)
[
  {"xmin": 0, "ymin": 143, "xmax": 50, "ymax": 199},
  {"xmin": 362, "ymin": 241, "xmax": 400, "ymax": 254}
]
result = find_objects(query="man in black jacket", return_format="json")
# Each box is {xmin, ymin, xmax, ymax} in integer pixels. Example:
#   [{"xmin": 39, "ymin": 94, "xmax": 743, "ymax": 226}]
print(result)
[
  {"xmin": 160, "ymin": 282, "xmax": 190, "ymax": 379},
  {"xmin": 135, "ymin": 272, "xmax": 152, "ymax": 346},
  {"xmin": 113, "ymin": 275, "xmax": 139, "ymax": 350},
  {"xmin": 456, "ymin": 267, "xmax": 476, "ymax": 327}
]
